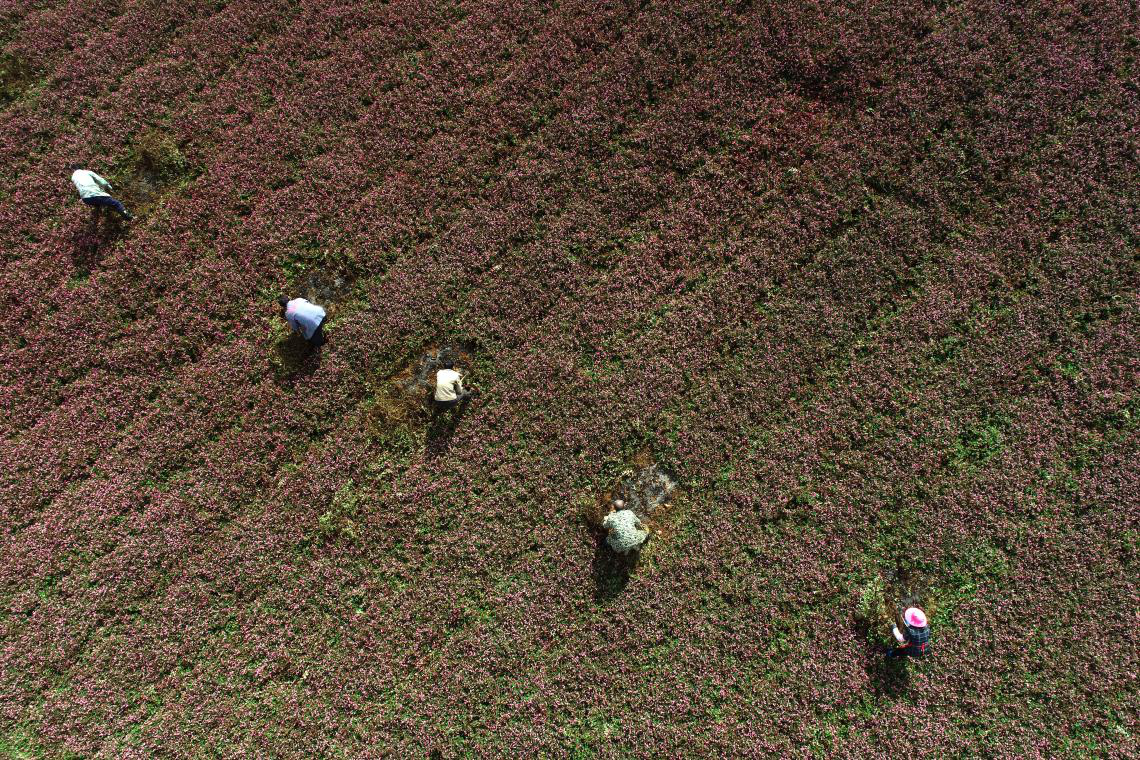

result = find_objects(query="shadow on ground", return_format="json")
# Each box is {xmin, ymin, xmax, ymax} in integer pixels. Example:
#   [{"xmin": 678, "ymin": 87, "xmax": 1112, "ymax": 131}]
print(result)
[
  {"xmin": 591, "ymin": 533, "xmax": 640, "ymax": 603},
  {"xmin": 425, "ymin": 397, "xmax": 472, "ymax": 457},
  {"xmin": 70, "ymin": 210, "xmax": 131, "ymax": 275},
  {"xmin": 273, "ymin": 333, "xmax": 322, "ymax": 387},
  {"xmin": 865, "ymin": 653, "xmax": 912, "ymax": 698},
  {"xmin": 851, "ymin": 617, "xmax": 911, "ymax": 698}
]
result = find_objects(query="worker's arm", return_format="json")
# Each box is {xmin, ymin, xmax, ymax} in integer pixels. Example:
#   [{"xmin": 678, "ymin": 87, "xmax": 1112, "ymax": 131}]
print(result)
[
  {"xmin": 891, "ymin": 625, "xmax": 908, "ymax": 645},
  {"xmin": 88, "ymin": 172, "xmax": 113, "ymax": 191},
  {"xmin": 453, "ymin": 374, "xmax": 464, "ymax": 395}
]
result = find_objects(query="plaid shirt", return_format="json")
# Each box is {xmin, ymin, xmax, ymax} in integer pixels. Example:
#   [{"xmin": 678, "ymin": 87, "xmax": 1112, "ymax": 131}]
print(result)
[{"xmin": 904, "ymin": 624, "xmax": 932, "ymax": 650}]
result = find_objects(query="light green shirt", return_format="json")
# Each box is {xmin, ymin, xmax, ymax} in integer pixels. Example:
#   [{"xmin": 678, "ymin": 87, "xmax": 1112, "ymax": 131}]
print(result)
[
  {"xmin": 602, "ymin": 509, "xmax": 648, "ymax": 553},
  {"xmin": 71, "ymin": 169, "xmax": 112, "ymax": 199}
]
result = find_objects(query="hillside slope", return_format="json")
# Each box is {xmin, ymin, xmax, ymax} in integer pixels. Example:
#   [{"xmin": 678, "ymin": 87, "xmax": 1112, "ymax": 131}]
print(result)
[{"xmin": 1, "ymin": 1, "xmax": 1136, "ymax": 756}]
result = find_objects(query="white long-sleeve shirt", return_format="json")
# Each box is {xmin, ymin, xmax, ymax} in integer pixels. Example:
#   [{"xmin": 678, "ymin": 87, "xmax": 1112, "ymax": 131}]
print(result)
[
  {"xmin": 284, "ymin": 298, "xmax": 326, "ymax": 339},
  {"xmin": 71, "ymin": 169, "xmax": 112, "ymax": 199},
  {"xmin": 434, "ymin": 368, "xmax": 464, "ymax": 401}
]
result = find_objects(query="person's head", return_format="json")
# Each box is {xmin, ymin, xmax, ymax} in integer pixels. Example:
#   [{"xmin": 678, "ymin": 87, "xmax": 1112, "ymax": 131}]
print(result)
[
  {"xmin": 612, "ymin": 499, "xmax": 625, "ymax": 512},
  {"xmin": 66, "ymin": 163, "xmax": 83, "ymax": 173},
  {"xmin": 277, "ymin": 295, "xmax": 289, "ymax": 309},
  {"xmin": 441, "ymin": 359, "xmax": 455, "ymax": 370},
  {"xmin": 903, "ymin": 607, "xmax": 927, "ymax": 629}
]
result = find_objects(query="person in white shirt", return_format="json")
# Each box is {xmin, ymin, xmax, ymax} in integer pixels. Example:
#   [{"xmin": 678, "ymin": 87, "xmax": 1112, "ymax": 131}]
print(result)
[
  {"xmin": 278, "ymin": 296, "xmax": 327, "ymax": 347},
  {"xmin": 68, "ymin": 164, "xmax": 133, "ymax": 220},
  {"xmin": 432, "ymin": 359, "xmax": 470, "ymax": 417}
]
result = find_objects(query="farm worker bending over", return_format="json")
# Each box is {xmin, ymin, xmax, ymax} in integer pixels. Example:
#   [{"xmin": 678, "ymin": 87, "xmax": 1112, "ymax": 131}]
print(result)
[
  {"xmin": 278, "ymin": 296, "xmax": 327, "ymax": 347},
  {"xmin": 433, "ymin": 359, "xmax": 470, "ymax": 416},
  {"xmin": 69, "ymin": 164, "xmax": 133, "ymax": 220},
  {"xmin": 887, "ymin": 607, "xmax": 931, "ymax": 658},
  {"xmin": 602, "ymin": 499, "xmax": 649, "ymax": 554}
]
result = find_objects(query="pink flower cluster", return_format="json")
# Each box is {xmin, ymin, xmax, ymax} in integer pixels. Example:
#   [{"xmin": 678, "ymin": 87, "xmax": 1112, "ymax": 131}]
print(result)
[{"xmin": 0, "ymin": 0, "xmax": 1135, "ymax": 756}]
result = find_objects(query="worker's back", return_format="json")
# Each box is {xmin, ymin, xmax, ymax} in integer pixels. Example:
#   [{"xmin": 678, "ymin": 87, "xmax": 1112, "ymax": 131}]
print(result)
[
  {"xmin": 285, "ymin": 298, "xmax": 325, "ymax": 339},
  {"xmin": 905, "ymin": 622, "xmax": 932, "ymax": 652},
  {"xmin": 434, "ymin": 368, "xmax": 463, "ymax": 401},
  {"xmin": 602, "ymin": 509, "xmax": 648, "ymax": 553},
  {"xmin": 71, "ymin": 169, "xmax": 108, "ymax": 199}
]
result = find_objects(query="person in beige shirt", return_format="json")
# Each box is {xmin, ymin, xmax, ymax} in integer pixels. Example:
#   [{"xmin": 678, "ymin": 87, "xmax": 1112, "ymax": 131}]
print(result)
[{"xmin": 432, "ymin": 359, "xmax": 470, "ymax": 418}]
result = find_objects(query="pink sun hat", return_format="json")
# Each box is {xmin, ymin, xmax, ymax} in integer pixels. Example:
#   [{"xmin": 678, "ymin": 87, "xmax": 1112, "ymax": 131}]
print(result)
[{"xmin": 904, "ymin": 607, "xmax": 928, "ymax": 628}]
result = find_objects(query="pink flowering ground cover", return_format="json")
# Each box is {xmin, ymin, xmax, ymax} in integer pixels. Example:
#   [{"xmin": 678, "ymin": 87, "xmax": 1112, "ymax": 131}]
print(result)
[{"xmin": 1, "ymin": 0, "xmax": 1137, "ymax": 756}]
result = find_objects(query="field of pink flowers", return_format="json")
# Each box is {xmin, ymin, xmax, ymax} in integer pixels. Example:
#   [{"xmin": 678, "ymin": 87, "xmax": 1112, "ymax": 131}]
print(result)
[{"xmin": 1, "ymin": 0, "xmax": 1136, "ymax": 756}]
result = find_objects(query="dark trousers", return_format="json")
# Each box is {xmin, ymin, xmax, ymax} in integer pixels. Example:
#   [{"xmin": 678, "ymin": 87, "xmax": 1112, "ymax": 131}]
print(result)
[
  {"xmin": 308, "ymin": 321, "xmax": 327, "ymax": 348},
  {"xmin": 83, "ymin": 195, "xmax": 130, "ymax": 218},
  {"xmin": 432, "ymin": 392, "xmax": 476, "ymax": 420},
  {"xmin": 886, "ymin": 645, "xmax": 926, "ymax": 659},
  {"xmin": 432, "ymin": 398, "xmax": 461, "ymax": 418}
]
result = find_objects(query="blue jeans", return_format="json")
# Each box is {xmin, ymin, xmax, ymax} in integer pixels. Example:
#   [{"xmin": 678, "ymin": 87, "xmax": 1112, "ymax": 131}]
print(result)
[{"xmin": 83, "ymin": 195, "xmax": 130, "ymax": 218}]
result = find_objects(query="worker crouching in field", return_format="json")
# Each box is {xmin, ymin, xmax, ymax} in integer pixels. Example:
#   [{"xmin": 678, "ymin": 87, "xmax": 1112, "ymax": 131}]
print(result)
[
  {"xmin": 69, "ymin": 164, "xmax": 134, "ymax": 220},
  {"xmin": 278, "ymin": 295, "xmax": 327, "ymax": 348},
  {"xmin": 432, "ymin": 359, "xmax": 473, "ymax": 418},
  {"xmin": 602, "ymin": 499, "xmax": 649, "ymax": 554},
  {"xmin": 886, "ymin": 606, "xmax": 931, "ymax": 658}
]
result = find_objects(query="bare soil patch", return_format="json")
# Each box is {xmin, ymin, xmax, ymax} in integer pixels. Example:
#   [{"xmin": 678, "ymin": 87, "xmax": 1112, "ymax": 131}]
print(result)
[
  {"xmin": 0, "ymin": 51, "xmax": 33, "ymax": 105},
  {"xmin": 587, "ymin": 449, "xmax": 683, "ymax": 540},
  {"xmin": 363, "ymin": 342, "xmax": 479, "ymax": 433},
  {"xmin": 297, "ymin": 271, "xmax": 356, "ymax": 311},
  {"xmin": 114, "ymin": 129, "xmax": 194, "ymax": 215}
]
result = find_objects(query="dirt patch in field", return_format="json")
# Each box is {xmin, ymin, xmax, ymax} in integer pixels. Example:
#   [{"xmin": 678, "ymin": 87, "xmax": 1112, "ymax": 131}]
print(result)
[
  {"xmin": 615, "ymin": 454, "xmax": 678, "ymax": 518},
  {"xmin": 881, "ymin": 565, "xmax": 939, "ymax": 620},
  {"xmin": 587, "ymin": 450, "xmax": 683, "ymax": 540},
  {"xmin": 0, "ymin": 51, "xmax": 33, "ymax": 105},
  {"xmin": 854, "ymin": 564, "xmax": 939, "ymax": 641},
  {"xmin": 114, "ymin": 129, "xmax": 194, "ymax": 215},
  {"xmin": 281, "ymin": 238, "xmax": 362, "ymax": 317},
  {"xmin": 363, "ymin": 342, "xmax": 479, "ymax": 432},
  {"xmin": 297, "ymin": 271, "xmax": 356, "ymax": 310},
  {"xmin": 75, "ymin": 129, "xmax": 195, "ymax": 259}
]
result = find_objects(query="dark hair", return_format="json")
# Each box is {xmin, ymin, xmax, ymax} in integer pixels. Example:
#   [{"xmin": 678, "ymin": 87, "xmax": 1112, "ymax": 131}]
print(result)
[
  {"xmin": 441, "ymin": 359, "xmax": 455, "ymax": 370},
  {"xmin": 66, "ymin": 163, "xmax": 83, "ymax": 172},
  {"xmin": 277, "ymin": 296, "xmax": 289, "ymax": 308}
]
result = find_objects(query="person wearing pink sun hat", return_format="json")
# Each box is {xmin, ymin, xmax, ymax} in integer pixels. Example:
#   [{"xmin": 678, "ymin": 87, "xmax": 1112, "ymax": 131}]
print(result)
[{"xmin": 887, "ymin": 606, "xmax": 932, "ymax": 658}]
